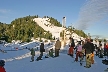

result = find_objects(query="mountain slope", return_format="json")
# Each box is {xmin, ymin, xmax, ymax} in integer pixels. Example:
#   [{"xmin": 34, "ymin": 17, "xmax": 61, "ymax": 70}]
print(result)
[{"xmin": 33, "ymin": 18, "xmax": 63, "ymax": 38}]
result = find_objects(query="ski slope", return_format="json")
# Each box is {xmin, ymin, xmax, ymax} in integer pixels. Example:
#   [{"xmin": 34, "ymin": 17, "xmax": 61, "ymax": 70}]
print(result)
[
  {"xmin": 0, "ymin": 41, "xmax": 108, "ymax": 72},
  {"xmin": 33, "ymin": 18, "xmax": 63, "ymax": 38}
]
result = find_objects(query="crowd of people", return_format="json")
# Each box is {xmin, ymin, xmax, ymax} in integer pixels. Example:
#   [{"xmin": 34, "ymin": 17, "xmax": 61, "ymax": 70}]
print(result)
[
  {"xmin": 29, "ymin": 37, "xmax": 108, "ymax": 68},
  {"xmin": 68, "ymin": 37, "xmax": 108, "ymax": 68},
  {"xmin": 1, "ymin": 37, "xmax": 108, "ymax": 72},
  {"xmin": 30, "ymin": 39, "xmax": 61, "ymax": 61}
]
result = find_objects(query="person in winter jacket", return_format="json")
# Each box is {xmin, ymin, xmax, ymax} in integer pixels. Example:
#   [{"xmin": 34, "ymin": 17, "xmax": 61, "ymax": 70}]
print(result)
[
  {"xmin": 83, "ymin": 39, "xmax": 92, "ymax": 68},
  {"xmin": 75, "ymin": 41, "xmax": 83, "ymax": 61},
  {"xmin": 45, "ymin": 48, "xmax": 54, "ymax": 58},
  {"xmin": 30, "ymin": 48, "xmax": 35, "ymax": 62},
  {"xmin": 0, "ymin": 60, "xmax": 6, "ymax": 72},
  {"xmin": 55, "ymin": 39, "xmax": 61, "ymax": 57},
  {"xmin": 49, "ymin": 48, "xmax": 54, "ymax": 57},
  {"xmin": 36, "ymin": 42, "xmax": 45, "ymax": 61},
  {"xmin": 40, "ymin": 42, "xmax": 45, "ymax": 57},
  {"xmin": 90, "ymin": 39, "xmax": 95, "ymax": 64},
  {"xmin": 104, "ymin": 42, "xmax": 107, "ymax": 56},
  {"xmin": 68, "ymin": 37, "xmax": 75, "ymax": 57},
  {"xmin": 98, "ymin": 41, "xmax": 104, "ymax": 58},
  {"xmin": 105, "ymin": 42, "xmax": 108, "ymax": 58},
  {"xmin": 94, "ymin": 40, "xmax": 99, "ymax": 56}
]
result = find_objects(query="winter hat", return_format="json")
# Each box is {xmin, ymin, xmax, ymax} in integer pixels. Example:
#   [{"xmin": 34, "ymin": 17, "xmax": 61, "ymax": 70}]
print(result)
[{"xmin": 0, "ymin": 60, "xmax": 5, "ymax": 67}]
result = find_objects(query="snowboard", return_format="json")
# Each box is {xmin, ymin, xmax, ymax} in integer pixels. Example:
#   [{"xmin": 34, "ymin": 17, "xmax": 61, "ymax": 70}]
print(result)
[
  {"xmin": 0, "ymin": 49, "xmax": 7, "ymax": 53},
  {"xmin": 104, "ymin": 68, "xmax": 108, "ymax": 72}
]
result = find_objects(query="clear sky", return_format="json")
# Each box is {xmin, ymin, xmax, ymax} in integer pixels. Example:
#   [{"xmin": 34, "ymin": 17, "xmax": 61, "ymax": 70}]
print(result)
[{"xmin": 0, "ymin": 0, "xmax": 108, "ymax": 39}]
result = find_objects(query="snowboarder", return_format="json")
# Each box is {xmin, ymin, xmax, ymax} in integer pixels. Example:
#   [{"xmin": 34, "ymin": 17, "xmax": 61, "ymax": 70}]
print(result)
[
  {"xmin": 40, "ymin": 42, "xmax": 45, "ymax": 57},
  {"xmin": 0, "ymin": 60, "xmax": 6, "ymax": 72},
  {"xmin": 36, "ymin": 42, "xmax": 45, "ymax": 61}
]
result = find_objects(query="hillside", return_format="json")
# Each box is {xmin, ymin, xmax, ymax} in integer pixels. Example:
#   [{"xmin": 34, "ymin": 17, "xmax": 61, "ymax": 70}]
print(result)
[
  {"xmin": 33, "ymin": 18, "xmax": 63, "ymax": 38},
  {"xmin": 0, "ymin": 15, "xmax": 87, "ymax": 42}
]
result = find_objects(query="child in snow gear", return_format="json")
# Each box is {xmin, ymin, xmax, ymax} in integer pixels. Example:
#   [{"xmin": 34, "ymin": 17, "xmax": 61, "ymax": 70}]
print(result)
[
  {"xmin": 75, "ymin": 41, "xmax": 82, "ymax": 61},
  {"xmin": 0, "ymin": 60, "xmax": 6, "ymax": 72},
  {"xmin": 45, "ymin": 48, "xmax": 54, "ymax": 58},
  {"xmin": 29, "ymin": 48, "xmax": 35, "ymax": 62},
  {"xmin": 49, "ymin": 48, "xmax": 54, "ymax": 57}
]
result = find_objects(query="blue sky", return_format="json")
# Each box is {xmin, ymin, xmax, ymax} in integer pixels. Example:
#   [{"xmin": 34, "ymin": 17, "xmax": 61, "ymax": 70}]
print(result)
[{"xmin": 0, "ymin": 0, "xmax": 108, "ymax": 39}]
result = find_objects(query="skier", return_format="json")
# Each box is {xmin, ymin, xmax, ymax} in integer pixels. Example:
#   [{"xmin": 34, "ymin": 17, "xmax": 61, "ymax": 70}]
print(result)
[
  {"xmin": 54, "ymin": 38, "xmax": 61, "ymax": 57},
  {"xmin": 0, "ymin": 60, "xmax": 6, "ymax": 72}
]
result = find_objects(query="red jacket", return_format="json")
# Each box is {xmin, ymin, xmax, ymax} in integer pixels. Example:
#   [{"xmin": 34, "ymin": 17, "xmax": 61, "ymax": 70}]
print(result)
[
  {"xmin": 105, "ymin": 45, "xmax": 108, "ymax": 50},
  {"xmin": 0, "ymin": 66, "xmax": 6, "ymax": 72}
]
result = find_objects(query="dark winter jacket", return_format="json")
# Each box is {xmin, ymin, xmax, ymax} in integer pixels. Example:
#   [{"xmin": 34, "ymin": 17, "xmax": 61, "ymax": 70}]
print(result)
[
  {"xmin": 30, "ymin": 48, "xmax": 35, "ymax": 56},
  {"xmin": 83, "ymin": 42, "xmax": 92, "ymax": 54},
  {"xmin": 40, "ymin": 43, "xmax": 45, "ymax": 52},
  {"xmin": 0, "ymin": 66, "xmax": 6, "ymax": 72},
  {"xmin": 55, "ymin": 40, "xmax": 61, "ymax": 50},
  {"xmin": 90, "ymin": 43, "xmax": 95, "ymax": 53},
  {"xmin": 70, "ymin": 38, "xmax": 75, "ymax": 47}
]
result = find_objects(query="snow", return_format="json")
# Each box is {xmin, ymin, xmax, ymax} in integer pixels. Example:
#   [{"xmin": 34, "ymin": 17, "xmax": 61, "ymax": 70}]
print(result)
[
  {"xmin": 33, "ymin": 18, "xmax": 63, "ymax": 38},
  {"xmin": 0, "ymin": 41, "xmax": 108, "ymax": 72},
  {"xmin": 33, "ymin": 18, "xmax": 85, "ymax": 42}
]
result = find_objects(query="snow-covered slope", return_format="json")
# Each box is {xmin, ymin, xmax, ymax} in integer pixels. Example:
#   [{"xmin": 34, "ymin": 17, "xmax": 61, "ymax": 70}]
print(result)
[
  {"xmin": 33, "ymin": 18, "xmax": 63, "ymax": 38},
  {"xmin": 0, "ymin": 43, "xmax": 107, "ymax": 72},
  {"xmin": 33, "ymin": 18, "xmax": 85, "ymax": 41}
]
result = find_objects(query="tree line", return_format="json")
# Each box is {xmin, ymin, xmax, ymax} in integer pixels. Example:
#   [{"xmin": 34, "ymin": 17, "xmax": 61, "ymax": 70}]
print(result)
[{"xmin": 0, "ymin": 15, "xmax": 88, "ymax": 42}]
